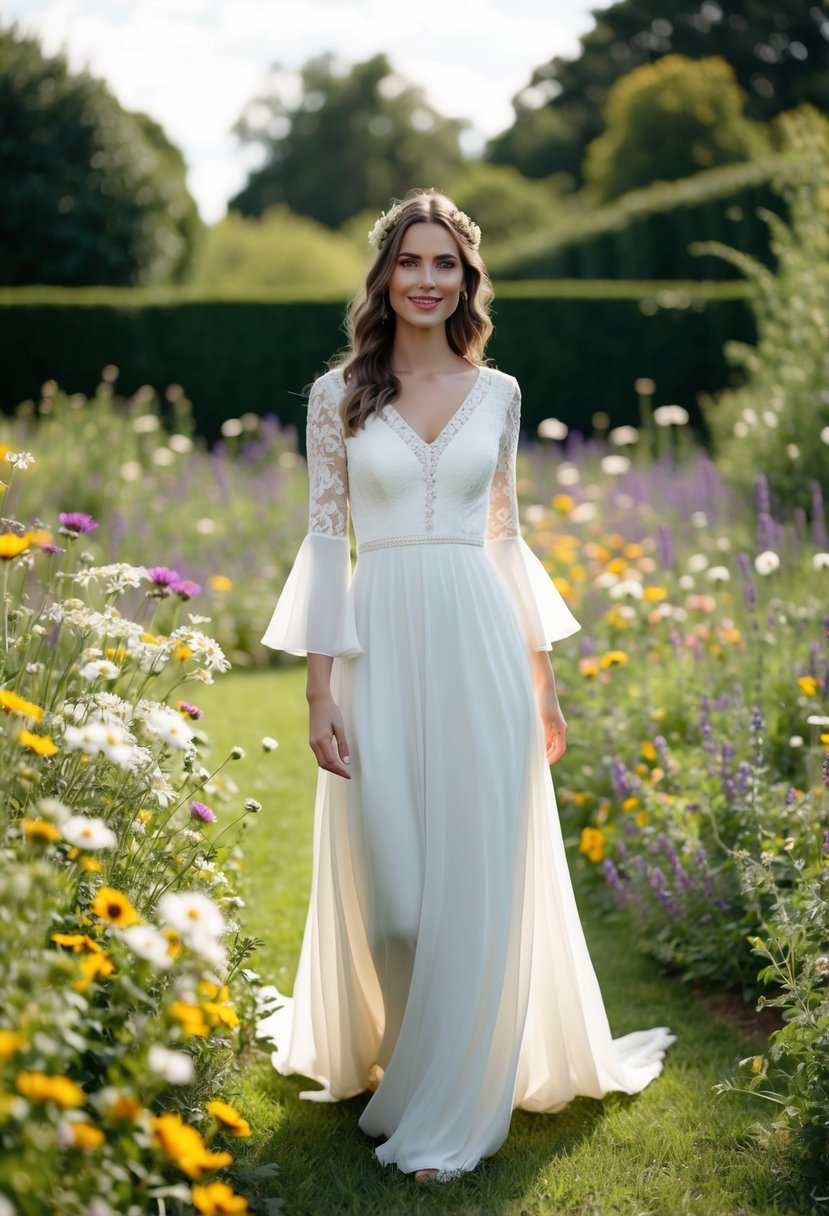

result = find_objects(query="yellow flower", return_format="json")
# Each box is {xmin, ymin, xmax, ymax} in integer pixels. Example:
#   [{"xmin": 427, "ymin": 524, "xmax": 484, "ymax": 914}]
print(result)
[
  {"xmin": 821, "ymin": 733, "xmax": 829, "ymax": 745},
  {"xmin": 20, "ymin": 817, "xmax": 61, "ymax": 843},
  {"xmin": 635, "ymin": 810, "xmax": 649, "ymax": 827},
  {"xmin": 643, "ymin": 586, "xmax": 667, "ymax": 602},
  {"xmin": 209, "ymin": 575, "xmax": 233, "ymax": 592},
  {"xmin": 606, "ymin": 557, "xmax": 627, "ymax": 574},
  {"xmin": 578, "ymin": 657, "xmax": 600, "ymax": 678},
  {"xmin": 651, "ymin": 707, "xmax": 666, "ymax": 721},
  {"xmin": 552, "ymin": 576, "xmax": 574, "ymax": 598},
  {"xmin": 641, "ymin": 740, "xmax": 657, "ymax": 762},
  {"xmin": 199, "ymin": 980, "xmax": 231, "ymax": 1001},
  {"xmin": 600, "ymin": 650, "xmax": 629, "ymax": 668},
  {"xmin": 621, "ymin": 797, "xmax": 640, "ymax": 812},
  {"xmin": 17, "ymin": 729, "xmax": 58, "ymax": 756},
  {"xmin": 202, "ymin": 1002, "xmax": 240, "ymax": 1030},
  {"xmin": 16, "ymin": 1071, "xmax": 85, "ymax": 1107},
  {"xmin": 0, "ymin": 690, "xmax": 44, "ymax": 720},
  {"xmin": 649, "ymin": 767, "xmax": 665, "ymax": 785},
  {"xmin": 206, "ymin": 1099, "xmax": 250, "ymax": 1137},
  {"xmin": 105, "ymin": 646, "xmax": 127, "ymax": 663},
  {"xmin": 73, "ymin": 952, "xmax": 115, "ymax": 992},
  {"xmin": 192, "ymin": 1181, "xmax": 249, "ymax": 1214},
  {"xmin": 169, "ymin": 1000, "xmax": 210, "ymax": 1037},
  {"xmin": 151, "ymin": 1112, "xmax": 233, "ymax": 1179},
  {"xmin": 51, "ymin": 933, "xmax": 102, "ymax": 953},
  {"xmin": 579, "ymin": 827, "xmax": 604, "ymax": 863},
  {"xmin": 79, "ymin": 855, "xmax": 103, "ymax": 873},
  {"xmin": 750, "ymin": 1056, "xmax": 764, "ymax": 1074},
  {"xmin": 0, "ymin": 1029, "xmax": 27, "ymax": 1061},
  {"xmin": 551, "ymin": 494, "xmax": 575, "ymax": 513},
  {"xmin": 174, "ymin": 643, "xmax": 193, "ymax": 662},
  {"xmin": 70, "ymin": 1122, "xmax": 105, "ymax": 1150},
  {"xmin": 25, "ymin": 529, "xmax": 53, "ymax": 548},
  {"xmin": 105, "ymin": 1093, "xmax": 143, "ymax": 1122},
  {"xmin": 0, "ymin": 533, "xmax": 30, "ymax": 560},
  {"xmin": 623, "ymin": 543, "xmax": 644, "ymax": 559},
  {"xmin": 798, "ymin": 676, "xmax": 820, "ymax": 696},
  {"xmin": 91, "ymin": 887, "xmax": 139, "ymax": 928}
]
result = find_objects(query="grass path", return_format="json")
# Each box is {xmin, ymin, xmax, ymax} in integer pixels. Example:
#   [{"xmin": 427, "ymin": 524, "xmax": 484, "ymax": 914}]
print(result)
[{"xmin": 197, "ymin": 668, "xmax": 805, "ymax": 1216}]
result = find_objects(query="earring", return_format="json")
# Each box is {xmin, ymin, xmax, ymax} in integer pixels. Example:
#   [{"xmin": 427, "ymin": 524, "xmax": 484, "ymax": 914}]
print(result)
[
  {"xmin": 461, "ymin": 290, "xmax": 468, "ymax": 301},
  {"xmin": 380, "ymin": 298, "xmax": 388, "ymax": 321}
]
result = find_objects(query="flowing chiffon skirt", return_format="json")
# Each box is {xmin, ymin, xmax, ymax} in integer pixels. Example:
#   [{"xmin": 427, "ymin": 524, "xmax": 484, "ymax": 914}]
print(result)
[{"xmin": 257, "ymin": 541, "xmax": 675, "ymax": 1177}]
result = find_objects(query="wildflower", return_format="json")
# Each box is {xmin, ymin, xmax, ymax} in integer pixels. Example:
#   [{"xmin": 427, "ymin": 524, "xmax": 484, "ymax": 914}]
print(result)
[
  {"xmin": 245, "ymin": 799, "xmax": 262, "ymax": 814},
  {"xmin": 600, "ymin": 650, "xmax": 629, "ymax": 668},
  {"xmin": 59, "ymin": 512, "xmax": 98, "ymax": 536},
  {"xmin": 600, "ymin": 455, "xmax": 631, "ymax": 476},
  {"xmin": 117, "ymin": 924, "xmax": 175, "ymax": 970},
  {"xmin": 51, "ymin": 933, "xmax": 102, "ymax": 953},
  {"xmin": 0, "ymin": 533, "xmax": 30, "ymax": 559},
  {"xmin": 16, "ymin": 1071, "xmax": 85, "ymax": 1106},
  {"xmin": 608, "ymin": 426, "xmax": 638, "ymax": 446},
  {"xmin": 705, "ymin": 566, "xmax": 731, "ymax": 582},
  {"xmin": 812, "ymin": 553, "xmax": 829, "ymax": 570},
  {"xmin": 145, "ymin": 706, "xmax": 195, "ymax": 749},
  {"xmin": 68, "ymin": 1122, "xmax": 106, "ymax": 1150},
  {"xmin": 653, "ymin": 404, "xmax": 689, "ymax": 426},
  {"xmin": 169, "ymin": 1000, "xmax": 210, "ymax": 1037},
  {"xmin": 643, "ymin": 586, "xmax": 667, "ymax": 601},
  {"xmin": 750, "ymin": 1056, "xmax": 764, "ymax": 1074},
  {"xmin": 74, "ymin": 952, "xmax": 115, "ymax": 991},
  {"xmin": 148, "ymin": 1044, "xmax": 194, "ymax": 1084},
  {"xmin": 823, "ymin": 754, "xmax": 829, "ymax": 788},
  {"xmin": 0, "ymin": 1029, "xmax": 28, "ymax": 1061},
  {"xmin": 579, "ymin": 827, "xmax": 604, "ymax": 862},
  {"xmin": 18, "ymin": 729, "xmax": 58, "ymax": 756},
  {"xmin": 158, "ymin": 891, "xmax": 224, "ymax": 939},
  {"xmin": 42, "ymin": 543, "xmax": 65, "ymax": 555},
  {"xmin": 799, "ymin": 676, "xmax": 821, "ymax": 696},
  {"xmin": 754, "ymin": 550, "xmax": 780, "ymax": 575},
  {"xmin": 190, "ymin": 801, "xmax": 217, "ymax": 824},
  {"xmin": 816, "ymin": 956, "xmax": 829, "ymax": 978},
  {"xmin": 20, "ymin": 817, "xmax": 61, "ymax": 843},
  {"xmin": 807, "ymin": 715, "xmax": 829, "ymax": 727},
  {"xmin": 177, "ymin": 700, "xmax": 203, "ymax": 719},
  {"xmin": 103, "ymin": 1092, "xmax": 143, "ymax": 1122},
  {"xmin": 206, "ymin": 1099, "xmax": 250, "ymax": 1137},
  {"xmin": 171, "ymin": 579, "xmax": 201, "ymax": 600},
  {"xmin": 79, "ymin": 659, "xmax": 121, "ymax": 682},
  {"xmin": 146, "ymin": 566, "xmax": 181, "ymax": 591},
  {"xmin": 608, "ymin": 580, "xmax": 643, "ymax": 601},
  {"xmin": 578, "ymin": 657, "xmax": 600, "ymax": 678},
  {"xmin": 91, "ymin": 887, "xmax": 140, "ymax": 928},
  {"xmin": 150, "ymin": 1111, "xmax": 233, "ymax": 1178},
  {"xmin": 209, "ymin": 575, "xmax": 233, "ymax": 592},
  {"xmin": 61, "ymin": 816, "xmax": 117, "ymax": 850},
  {"xmin": 261, "ymin": 735, "xmax": 278, "ymax": 751},
  {"xmin": 230, "ymin": 745, "xmax": 245, "ymax": 760},
  {"xmin": 192, "ymin": 1181, "xmax": 249, "ymax": 1215},
  {"xmin": 6, "ymin": 450, "xmax": 35, "ymax": 469}
]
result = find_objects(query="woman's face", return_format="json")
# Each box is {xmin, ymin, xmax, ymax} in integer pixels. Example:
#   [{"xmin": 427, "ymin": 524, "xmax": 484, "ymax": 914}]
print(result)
[{"xmin": 387, "ymin": 221, "xmax": 466, "ymax": 331}]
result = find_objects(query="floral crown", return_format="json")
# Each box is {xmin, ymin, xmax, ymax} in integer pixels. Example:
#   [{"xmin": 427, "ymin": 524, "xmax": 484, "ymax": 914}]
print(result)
[{"xmin": 367, "ymin": 200, "xmax": 482, "ymax": 252}]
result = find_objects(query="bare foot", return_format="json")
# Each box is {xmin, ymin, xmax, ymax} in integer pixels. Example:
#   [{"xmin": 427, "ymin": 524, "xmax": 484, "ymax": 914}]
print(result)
[{"xmin": 414, "ymin": 1168, "xmax": 439, "ymax": 1183}]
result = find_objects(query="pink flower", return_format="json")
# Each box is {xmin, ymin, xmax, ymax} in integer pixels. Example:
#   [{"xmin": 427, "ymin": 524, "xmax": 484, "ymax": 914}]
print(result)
[
  {"xmin": 59, "ymin": 512, "xmax": 98, "ymax": 536},
  {"xmin": 189, "ymin": 801, "xmax": 216, "ymax": 823}
]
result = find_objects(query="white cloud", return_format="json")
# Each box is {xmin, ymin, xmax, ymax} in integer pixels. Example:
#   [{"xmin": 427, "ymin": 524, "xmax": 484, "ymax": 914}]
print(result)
[{"xmin": 4, "ymin": 0, "xmax": 595, "ymax": 222}]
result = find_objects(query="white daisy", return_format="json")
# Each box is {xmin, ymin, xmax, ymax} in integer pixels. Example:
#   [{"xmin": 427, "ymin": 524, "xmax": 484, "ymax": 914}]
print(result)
[
  {"xmin": 118, "ymin": 924, "xmax": 174, "ymax": 971},
  {"xmin": 157, "ymin": 891, "xmax": 225, "ymax": 939},
  {"xmin": 600, "ymin": 455, "xmax": 631, "ymax": 477},
  {"xmin": 148, "ymin": 1043, "xmax": 193, "ymax": 1083},
  {"xmin": 754, "ymin": 550, "xmax": 780, "ymax": 575},
  {"xmin": 62, "ymin": 815, "xmax": 117, "ymax": 850}
]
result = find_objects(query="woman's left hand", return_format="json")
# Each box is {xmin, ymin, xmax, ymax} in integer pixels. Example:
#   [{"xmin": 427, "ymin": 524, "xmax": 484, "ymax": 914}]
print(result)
[{"xmin": 537, "ymin": 687, "xmax": 567, "ymax": 765}]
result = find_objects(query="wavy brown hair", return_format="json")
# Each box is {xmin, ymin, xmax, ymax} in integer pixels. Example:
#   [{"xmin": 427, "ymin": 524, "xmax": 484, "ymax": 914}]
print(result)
[{"xmin": 333, "ymin": 189, "xmax": 494, "ymax": 436}]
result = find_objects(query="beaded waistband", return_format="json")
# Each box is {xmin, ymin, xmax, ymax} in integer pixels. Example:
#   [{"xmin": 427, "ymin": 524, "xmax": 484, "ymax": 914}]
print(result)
[{"xmin": 357, "ymin": 534, "xmax": 484, "ymax": 554}]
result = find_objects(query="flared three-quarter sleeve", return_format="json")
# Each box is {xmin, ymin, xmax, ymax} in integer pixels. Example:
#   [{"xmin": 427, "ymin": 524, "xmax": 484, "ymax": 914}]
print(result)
[
  {"xmin": 261, "ymin": 375, "xmax": 363, "ymax": 658},
  {"xmin": 484, "ymin": 379, "xmax": 581, "ymax": 651}
]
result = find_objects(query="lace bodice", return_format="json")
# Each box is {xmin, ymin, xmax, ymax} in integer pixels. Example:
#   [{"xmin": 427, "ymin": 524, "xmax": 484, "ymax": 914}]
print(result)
[
  {"xmin": 261, "ymin": 366, "xmax": 581, "ymax": 658},
  {"xmin": 306, "ymin": 366, "xmax": 520, "ymax": 548}
]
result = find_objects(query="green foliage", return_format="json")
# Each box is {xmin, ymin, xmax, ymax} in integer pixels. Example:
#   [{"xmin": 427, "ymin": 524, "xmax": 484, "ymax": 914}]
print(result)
[
  {"xmin": 488, "ymin": 0, "xmax": 829, "ymax": 185},
  {"xmin": 0, "ymin": 20, "xmax": 203, "ymax": 287},
  {"xmin": 490, "ymin": 154, "xmax": 787, "ymax": 281},
  {"xmin": 229, "ymin": 52, "xmax": 465, "ymax": 228},
  {"xmin": 443, "ymin": 162, "xmax": 574, "ymax": 247},
  {"xmin": 700, "ymin": 110, "xmax": 829, "ymax": 513},
  {"xmin": 193, "ymin": 205, "xmax": 366, "ymax": 293},
  {"xmin": 583, "ymin": 54, "xmax": 769, "ymax": 204},
  {"xmin": 0, "ymin": 280, "xmax": 751, "ymax": 446}
]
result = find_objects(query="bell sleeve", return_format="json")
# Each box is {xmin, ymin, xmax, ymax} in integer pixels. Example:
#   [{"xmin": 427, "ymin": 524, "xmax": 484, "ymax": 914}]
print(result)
[
  {"xmin": 261, "ymin": 375, "xmax": 363, "ymax": 658},
  {"xmin": 484, "ymin": 378, "xmax": 581, "ymax": 651}
]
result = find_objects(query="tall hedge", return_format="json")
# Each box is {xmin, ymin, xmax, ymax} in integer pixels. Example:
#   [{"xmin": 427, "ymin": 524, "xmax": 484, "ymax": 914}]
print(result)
[{"xmin": 0, "ymin": 282, "xmax": 751, "ymax": 445}]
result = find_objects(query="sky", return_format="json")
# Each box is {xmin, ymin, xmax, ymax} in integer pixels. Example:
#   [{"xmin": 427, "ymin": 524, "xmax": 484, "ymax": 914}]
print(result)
[{"xmin": 2, "ymin": 0, "xmax": 601, "ymax": 223}]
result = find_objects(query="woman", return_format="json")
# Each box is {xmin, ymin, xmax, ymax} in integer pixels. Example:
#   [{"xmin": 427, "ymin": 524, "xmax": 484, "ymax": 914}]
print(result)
[{"xmin": 257, "ymin": 189, "xmax": 675, "ymax": 1183}]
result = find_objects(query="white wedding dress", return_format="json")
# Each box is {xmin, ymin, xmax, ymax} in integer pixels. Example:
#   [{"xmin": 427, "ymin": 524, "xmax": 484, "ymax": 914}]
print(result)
[{"xmin": 257, "ymin": 365, "xmax": 675, "ymax": 1178}]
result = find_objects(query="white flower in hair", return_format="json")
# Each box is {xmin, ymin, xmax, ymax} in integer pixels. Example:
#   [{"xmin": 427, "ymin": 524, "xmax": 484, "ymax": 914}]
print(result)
[{"xmin": 367, "ymin": 200, "xmax": 482, "ymax": 251}]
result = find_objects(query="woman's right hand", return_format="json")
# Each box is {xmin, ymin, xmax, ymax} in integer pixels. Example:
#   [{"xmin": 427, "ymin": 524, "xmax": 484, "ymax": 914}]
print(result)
[{"xmin": 308, "ymin": 692, "xmax": 352, "ymax": 779}]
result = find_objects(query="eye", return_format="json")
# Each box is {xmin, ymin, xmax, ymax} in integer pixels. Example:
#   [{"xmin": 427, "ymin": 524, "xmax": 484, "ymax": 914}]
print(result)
[
  {"xmin": 398, "ymin": 258, "xmax": 417, "ymax": 267},
  {"xmin": 438, "ymin": 260, "xmax": 456, "ymax": 270}
]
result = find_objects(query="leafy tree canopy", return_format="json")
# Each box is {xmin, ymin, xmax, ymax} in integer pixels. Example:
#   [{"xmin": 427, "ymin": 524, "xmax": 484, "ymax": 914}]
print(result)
[
  {"xmin": 488, "ymin": 0, "xmax": 829, "ymax": 184},
  {"xmin": 229, "ymin": 52, "xmax": 466, "ymax": 228},
  {"xmin": 0, "ymin": 20, "xmax": 202, "ymax": 286},
  {"xmin": 583, "ymin": 53, "xmax": 770, "ymax": 202}
]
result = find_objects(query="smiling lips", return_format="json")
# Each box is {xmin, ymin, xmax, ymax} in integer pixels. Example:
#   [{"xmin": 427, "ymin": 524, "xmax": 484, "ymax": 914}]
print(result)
[{"xmin": 409, "ymin": 296, "xmax": 442, "ymax": 310}]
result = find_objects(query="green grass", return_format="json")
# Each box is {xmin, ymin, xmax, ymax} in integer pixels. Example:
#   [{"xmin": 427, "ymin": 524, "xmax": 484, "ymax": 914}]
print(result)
[{"xmin": 197, "ymin": 668, "xmax": 809, "ymax": 1216}]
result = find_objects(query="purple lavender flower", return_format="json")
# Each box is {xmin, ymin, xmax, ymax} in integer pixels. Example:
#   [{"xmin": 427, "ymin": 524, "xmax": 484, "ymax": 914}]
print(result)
[
  {"xmin": 171, "ymin": 579, "xmax": 201, "ymax": 600},
  {"xmin": 42, "ymin": 543, "xmax": 65, "ymax": 555},
  {"xmin": 601, "ymin": 858, "xmax": 628, "ymax": 907},
  {"xmin": 649, "ymin": 866, "xmax": 680, "ymax": 915},
  {"xmin": 751, "ymin": 705, "xmax": 763, "ymax": 734},
  {"xmin": 736, "ymin": 761, "xmax": 751, "ymax": 796},
  {"xmin": 785, "ymin": 787, "xmax": 798, "ymax": 806},
  {"xmin": 823, "ymin": 754, "xmax": 829, "ymax": 789},
  {"xmin": 58, "ymin": 512, "xmax": 98, "ymax": 536},
  {"xmin": 190, "ymin": 801, "xmax": 217, "ymax": 823},
  {"xmin": 654, "ymin": 734, "xmax": 669, "ymax": 767},
  {"xmin": 722, "ymin": 775, "xmax": 736, "ymax": 804},
  {"xmin": 810, "ymin": 480, "xmax": 827, "ymax": 548},
  {"xmin": 823, "ymin": 830, "xmax": 829, "ymax": 855}
]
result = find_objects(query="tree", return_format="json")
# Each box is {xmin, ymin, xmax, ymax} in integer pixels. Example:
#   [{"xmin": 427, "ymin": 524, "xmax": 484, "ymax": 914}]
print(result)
[
  {"xmin": 488, "ymin": 0, "xmax": 829, "ymax": 185},
  {"xmin": 0, "ymin": 20, "xmax": 202, "ymax": 286},
  {"xmin": 443, "ymin": 162, "xmax": 573, "ymax": 247},
  {"xmin": 229, "ymin": 52, "xmax": 466, "ymax": 228},
  {"xmin": 583, "ymin": 54, "xmax": 769, "ymax": 202}
]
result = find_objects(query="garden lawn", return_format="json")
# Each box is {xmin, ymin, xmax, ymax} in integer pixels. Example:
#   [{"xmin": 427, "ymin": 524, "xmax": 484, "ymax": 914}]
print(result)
[{"xmin": 198, "ymin": 667, "xmax": 807, "ymax": 1216}]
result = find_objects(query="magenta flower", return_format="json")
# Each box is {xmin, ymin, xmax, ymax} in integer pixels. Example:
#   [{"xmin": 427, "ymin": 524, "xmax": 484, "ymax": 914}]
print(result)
[
  {"xmin": 189, "ymin": 801, "xmax": 216, "ymax": 823},
  {"xmin": 147, "ymin": 566, "xmax": 181, "ymax": 588},
  {"xmin": 171, "ymin": 579, "xmax": 201, "ymax": 600},
  {"xmin": 42, "ymin": 543, "xmax": 65, "ymax": 555},
  {"xmin": 177, "ymin": 701, "xmax": 203, "ymax": 720},
  {"xmin": 58, "ymin": 512, "xmax": 98, "ymax": 536}
]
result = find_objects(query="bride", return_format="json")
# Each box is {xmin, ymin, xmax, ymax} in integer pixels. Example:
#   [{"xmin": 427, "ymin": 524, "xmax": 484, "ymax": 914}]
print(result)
[{"xmin": 257, "ymin": 188, "xmax": 676, "ymax": 1183}]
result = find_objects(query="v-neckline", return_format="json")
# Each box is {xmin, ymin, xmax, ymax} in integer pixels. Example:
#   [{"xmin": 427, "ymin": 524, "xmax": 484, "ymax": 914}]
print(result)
[{"xmin": 384, "ymin": 367, "xmax": 486, "ymax": 450}]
